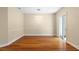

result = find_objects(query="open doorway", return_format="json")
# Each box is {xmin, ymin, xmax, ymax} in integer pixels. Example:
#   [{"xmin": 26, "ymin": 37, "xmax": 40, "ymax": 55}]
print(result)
[
  {"xmin": 58, "ymin": 15, "xmax": 66, "ymax": 40},
  {"xmin": 57, "ymin": 15, "xmax": 67, "ymax": 50}
]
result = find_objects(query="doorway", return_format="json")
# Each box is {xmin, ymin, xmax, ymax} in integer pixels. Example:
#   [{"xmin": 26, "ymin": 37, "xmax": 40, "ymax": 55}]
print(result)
[
  {"xmin": 58, "ymin": 15, "xmax": 66, "ymax": 40},
  {"xmin": 58, "ymin": 15, "xmax": 67, "ymax": 50}
]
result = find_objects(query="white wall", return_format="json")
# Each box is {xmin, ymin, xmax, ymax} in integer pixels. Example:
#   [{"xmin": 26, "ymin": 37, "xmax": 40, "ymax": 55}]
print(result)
[
  {"xmin": 0, "ymin": 7, "xmax": 24, "ymax": 47},
  {"xmin": 0, "ymin": 7, "xmax": 8, "ymax": 45},
  {"xmin": 8, "ymin": 7, "xmax": 24, "ymax": 42},
  {"xmin": 24, "ymin": 14, "xmax": 56, "ymax": 36},
  {"xmin": 56, "ymin": 7, "xmax": 79, "ymax": 49},
  {"xmin": 67, "ymin": 7, "xmax": 79, "ymax": 49}
]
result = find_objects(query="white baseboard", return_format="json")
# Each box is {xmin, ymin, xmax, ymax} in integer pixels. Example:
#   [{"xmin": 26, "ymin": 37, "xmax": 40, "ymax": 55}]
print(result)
[
  {"xmin": 0, "ymin": 34, "xmax": 24, "ymax": 47},
  {"xmin": 67, "ymin": 41, "xmax": 79, "ymax": 50},
  {"xmin": 24, "ymin": 34, "xmax": 56, "ymax": 36}
]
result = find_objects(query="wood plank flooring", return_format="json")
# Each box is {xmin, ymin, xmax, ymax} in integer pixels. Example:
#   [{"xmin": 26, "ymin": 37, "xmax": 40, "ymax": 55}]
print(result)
[{"xmin": 0, "ymin": 36, "xmax": 78, "ymax": 51}]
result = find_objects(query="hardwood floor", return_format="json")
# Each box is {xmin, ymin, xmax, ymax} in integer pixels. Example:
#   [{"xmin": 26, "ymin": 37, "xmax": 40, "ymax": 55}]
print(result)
[{"xmin": 0, "ymin": 36, "xmax": 78, "ymax": 51}]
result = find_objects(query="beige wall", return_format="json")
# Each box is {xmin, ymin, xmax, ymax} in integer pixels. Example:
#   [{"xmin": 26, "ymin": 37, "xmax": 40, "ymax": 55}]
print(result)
[
  {"xmin": 0, "ymin": 7, "xmax": 24, "ymax": 46},
  {"xmin": 24, "ymin": 14, "xmax": 56, "ymax": 36},
  {"xmin": 0, "ymin": 7, "xmax": 8, "ymax": 45},
  {"xmin": 56, "ymin": 7, "xmax": 79, "ymax": 49},
  {"xmin": 67, "ymin": 8, "xmax": 79, "ymax": 48},
  {"xmin": 8, "ymin": 7, "xmax": 24, "ymax": 42}
]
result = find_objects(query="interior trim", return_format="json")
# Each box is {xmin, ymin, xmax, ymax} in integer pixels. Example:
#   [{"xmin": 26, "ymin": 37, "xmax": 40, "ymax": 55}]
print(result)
[
  {"xmin": 67, "ymin": 41, "xmax": 79, "ymax": 50},
  {"xmin": 24, "ymin": 34, "xmax": 56, "ymax": 36},
  {"xmin": 0, "ymin": 34, "xmax": 24, "ymax": 47}
]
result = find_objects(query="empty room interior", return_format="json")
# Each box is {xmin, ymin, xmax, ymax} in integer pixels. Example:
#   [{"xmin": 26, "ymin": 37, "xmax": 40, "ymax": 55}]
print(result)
[{"xmin": 0, "ymin": 7, "xmax": 79, "ymax": 51}]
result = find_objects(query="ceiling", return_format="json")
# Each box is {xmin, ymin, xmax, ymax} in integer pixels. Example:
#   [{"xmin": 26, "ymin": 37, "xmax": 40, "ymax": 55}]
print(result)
[{"xmin": 18, "ymin": 7, "xmax": 61, "ymax": 14}]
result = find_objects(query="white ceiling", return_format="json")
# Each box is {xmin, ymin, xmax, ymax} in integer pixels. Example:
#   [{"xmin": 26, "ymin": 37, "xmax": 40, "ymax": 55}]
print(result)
[{"xmin": 18, "ymin": 7, "xmax": 61, "ymax": 14}]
